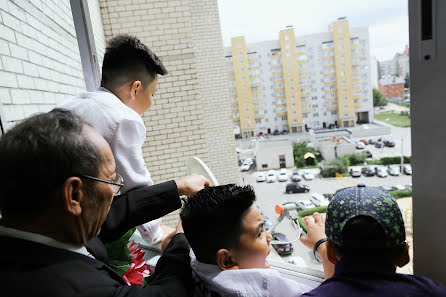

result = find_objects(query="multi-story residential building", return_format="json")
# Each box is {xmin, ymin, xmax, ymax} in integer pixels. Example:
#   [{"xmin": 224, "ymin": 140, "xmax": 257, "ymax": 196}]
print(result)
[
  {"xmin": 380, "ymin": 45, "xmax": 410, "ymax": 79},
  {"xmin": 378, "ymin": 76, "xmax": 405, "ymax": 99},
  {"xmin": 225, "ymin": 18, "xmax": 374, "ymax": 137}
]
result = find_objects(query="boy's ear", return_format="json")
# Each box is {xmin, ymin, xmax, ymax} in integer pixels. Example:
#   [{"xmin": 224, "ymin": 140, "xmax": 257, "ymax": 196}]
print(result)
[
  {"xmin": 326, "ymin": 240, "xmax": 338, "ymax": 265},
  {"xmin": 216, "ymin": 249, "xmax": 239, "ymax": 270},
  {"xmin": 396, "ymin": 241, "xmax": 410, "ymax": 267}
]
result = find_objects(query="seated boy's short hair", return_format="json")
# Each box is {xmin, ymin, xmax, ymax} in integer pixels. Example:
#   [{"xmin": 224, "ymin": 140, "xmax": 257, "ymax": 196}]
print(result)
[
  {"xmin": 101, "ymin": 34, "xmax": 167, "ymax": 89},
  {"xmin": 180, "ymin": 185, "xmax": 256, "ymax": 264},
  {"xmin": 326, "ymin": 184, "xmax": 406, "ymax": 263}
]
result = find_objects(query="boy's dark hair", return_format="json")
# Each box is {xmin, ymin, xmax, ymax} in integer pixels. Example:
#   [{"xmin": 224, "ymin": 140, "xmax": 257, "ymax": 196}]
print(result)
[
  {"xmin": 180, "ymin": 185, "xmax": 256, "ymax": 264},
  {"xmin": 0, "ymin": 109, "xmax": 103, "ymax": 220},
  {"xmin": 101, "ymin": 34, "xmax": 167, "ymax": 90},
  {"xmin": 332, "ymin": 215, "xmax": 405, "ymax": 264}
]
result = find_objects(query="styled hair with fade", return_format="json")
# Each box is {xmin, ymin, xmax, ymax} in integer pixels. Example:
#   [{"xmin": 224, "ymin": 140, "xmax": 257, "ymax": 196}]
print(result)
[
  {"xmin": 0, "ymin": 109, "xmax": 104, "ymax": 220},
  {"xmin": 101, "ymin": 34, "xmax": 167, "ymax": 90},
  {"xmin": 180, "ymin": 185, "xmax": 256, "ymax": 264}
]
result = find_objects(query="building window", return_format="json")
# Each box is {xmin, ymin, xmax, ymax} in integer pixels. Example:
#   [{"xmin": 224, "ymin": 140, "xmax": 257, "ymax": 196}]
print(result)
[{"xmin": 262, "ymin": 164, "xmax": 268, "ymax": 168}]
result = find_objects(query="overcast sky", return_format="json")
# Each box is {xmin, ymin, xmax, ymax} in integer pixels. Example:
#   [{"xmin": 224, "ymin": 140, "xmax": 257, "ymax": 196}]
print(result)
[{"xmin": 217, "ymin": 0, "xmax": 408, "ymax": 61}]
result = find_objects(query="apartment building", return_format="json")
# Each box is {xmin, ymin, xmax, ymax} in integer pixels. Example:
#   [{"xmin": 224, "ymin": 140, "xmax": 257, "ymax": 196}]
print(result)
[
  {"xmin": 225, "ymin": 18, "xmax": 374, "ymax": 138},
  {"xmin": 380, "ymin": 45, "xmax": 410, "ymax": 79}
]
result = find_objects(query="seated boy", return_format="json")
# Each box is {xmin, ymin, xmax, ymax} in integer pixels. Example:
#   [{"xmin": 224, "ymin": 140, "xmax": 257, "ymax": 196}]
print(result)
[
  {"xmin": 302, "ymin": 184, "xmax": 446, "ymax": 297},
  {"xmin": 180, "ymin": 184, "xmax": 324, "ymax": 297}
]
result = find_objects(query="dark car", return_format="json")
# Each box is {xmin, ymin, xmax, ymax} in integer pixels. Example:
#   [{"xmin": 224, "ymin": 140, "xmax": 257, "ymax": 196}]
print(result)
[
  {"xmin": 375, "ymin": 142, "xmax": 383, "ymax": 148},
  {"xmin": 368, "ymin": 139, "xmax": 376, "ymax": 144},
  {"xmin": 273, "ymin": 130, "xmax": 280, "ymax": 135},
  {"xmin": 271, "ymin": 232, "xmax": 294, "ymax": 256},
  {"xmin": 281, "ymin": 130, "xmax": 289, "ymax": 135},
  {"xmin": 285, "ymin": 183, "xmax": 310, "ymax": 194},
  {"xmin": 383, "ymin": 140, "xmax": 395, "ymax": 147},
  {"xmin": 362, "ymin": 166, "xmax": 375, "ymax": 176},
  {"xmin": 363, "ymin": 150, "xmax": 373, "ymax": 158}
]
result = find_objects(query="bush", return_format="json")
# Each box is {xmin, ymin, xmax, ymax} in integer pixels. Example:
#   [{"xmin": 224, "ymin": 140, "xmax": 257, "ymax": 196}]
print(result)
[
  {"xmin": 293, "ymin": 141, "xmax": 320, "ymax": 168},
  {"xmin": 379, "ymin": 156, "xmax": 411, "ymax": 165},
  {"xmin": 319, "ymin": 157, "xmax": 349, "ymax": 178},
  {"xmin": 389, "ymin": 190, "xmax": 412, "ymax": 199},
  {"xmin": 296, "ymin": 206, "xmax": 327, "ymax": 233},
  {"xmin": 346, "ymin": 153, "xmax": 367, "ymax": 166}
]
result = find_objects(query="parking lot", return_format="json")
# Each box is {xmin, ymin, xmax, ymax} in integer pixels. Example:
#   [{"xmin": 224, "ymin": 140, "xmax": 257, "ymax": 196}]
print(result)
[{"xmin": 243, "ymin": 167, "xmax": 412, "ymax": 270}]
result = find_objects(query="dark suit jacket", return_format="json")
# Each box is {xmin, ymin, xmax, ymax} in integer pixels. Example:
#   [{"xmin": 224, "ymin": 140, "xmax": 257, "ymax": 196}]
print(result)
[{"xmin": 0, "ymin": 180, "xmax": 191, "ymax": 297}]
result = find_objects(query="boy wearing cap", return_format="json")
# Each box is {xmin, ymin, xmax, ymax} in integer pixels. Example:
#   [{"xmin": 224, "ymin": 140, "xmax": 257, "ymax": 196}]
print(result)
[{"xmin": 302, "ymin": 184, "xmax": 446, "ymax": 297}]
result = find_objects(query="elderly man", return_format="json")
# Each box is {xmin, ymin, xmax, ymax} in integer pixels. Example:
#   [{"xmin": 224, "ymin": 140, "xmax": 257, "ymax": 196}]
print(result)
[{"xmin": 0, "ymin": 110, "xmax": 206, "ymax": 297}]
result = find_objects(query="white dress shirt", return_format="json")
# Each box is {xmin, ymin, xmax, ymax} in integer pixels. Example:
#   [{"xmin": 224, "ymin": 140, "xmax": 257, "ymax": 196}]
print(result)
[{"xmin": 57, "ymin": 88, "xmax": 162, "ymax": 244}]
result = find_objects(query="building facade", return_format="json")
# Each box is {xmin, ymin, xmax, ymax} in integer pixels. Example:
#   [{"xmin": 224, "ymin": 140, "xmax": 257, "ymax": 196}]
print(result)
[
  {"xmin": 379, "ymin": 45, "xmax": 410, "ymax": 80},
  {"xmin": 378, "ymin": 76, "xmax": 405, "ymax": 99},
  {"xmin": 225, "ymin": 18, "xmax": 374, "ymax": 138},
  {"xmin": 0, "ymin": 0, "xmax": 239, "ymax": 227}
]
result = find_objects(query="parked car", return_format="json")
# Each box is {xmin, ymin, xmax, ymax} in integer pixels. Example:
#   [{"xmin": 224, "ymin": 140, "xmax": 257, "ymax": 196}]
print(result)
[
  {"xmin": 403, "ymin": 164, "xmax": 412, "ymax": 175},
  {"xmin": 360, "ymin": 139, "xmax": 369, "ymax": 145},
  {"xmin": 350, "ymin": 167, "xmax": 361, "ymax": 177},
  {"xmin": 368, "ymin": 139, "xmax": 376, "ymax": 145},
  {"xmin": 271, "ymin": 232, "xmax": 293, "ymax": 256},
  {"xmin": 375, "ymin": 166, "xmax": 388, "ymax": 178},
  {"xmin": 296, "ymin": 199, "xmax": 316, "ymax": 210},
  {"xmin": 356, "ymin": 142, "xmax": 365, "ymax": 149},
  {"xmin": 281, "ymin": 130, "xmax": 289, "ymax": 135},
  {"xmin": 273, "ymin": 130, "xmax": 280, "ymax": 135},
  {"xmin": 285, "ymin": 183, "xmax": 310, "ymax": 194},
  {"xmin": 310, "ymin": 193, "xmax": 330, "ymax": 207},
  {"xmin": 245, "ymin": 158, "xmax": 254, "ymax": 165},
  {"xmin": 291, "ymin": 171, "xmax": 302, "ymax": 182},
  {"xmin": 363, "ymin": 150, "xmax": 373, "ymax": 158},
  {"xmin": 380, "ymin": 185, "xmax": 393, "ymax": 192},
  {"xmin": 383, "ymin": 140, "xmax": 395, "ymax": 147},
  {"xmin": 278, "ymin": 168, "xmax": 289, "ymax": 182},
  {"xmin": 375, "ymin": 142, "xmax": 383, "ymax": 148},
  {"xmin": 391, "ymin": 185, "xmax": 406, "ymax": 191},
  {"xmin": 388, "ymin": 165, "xmax": 401, "ymax": 176},
  {"xmin": 303, "ymin": 171, "xmax": 315, "ymax": 180},
  {"xmin": 266, "ymin": 170, "xmax": 277, "ymax": 183},
  {"xmin": 362, "ymin": 166, "xmax": 375, "ymax": 177},
  {"xmin": 256, "ymin": 172, "xmax": 266, "ymax": 182},
  {"xmin": 405, "ymin": 184, "xmax": 413, "ymax": 191},
  {"xmin": 240, "ymin": 161, "xmax": 252, "ymax": 172},
  {"xmin": 257, "ymin": 132, "xmax": 264, "ymax": 137}
]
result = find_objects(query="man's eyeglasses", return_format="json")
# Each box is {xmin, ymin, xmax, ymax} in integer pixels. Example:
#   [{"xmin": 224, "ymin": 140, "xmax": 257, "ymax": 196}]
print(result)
[{"xmin": 79, "ymin": 173, "xmax": 124, "ymax": 194}]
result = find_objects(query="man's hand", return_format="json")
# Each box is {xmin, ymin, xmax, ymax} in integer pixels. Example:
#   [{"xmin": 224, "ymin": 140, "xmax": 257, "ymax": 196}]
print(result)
[
  {"xmin": 175, "ymin": 174, "xmax": 210, "ymax": 197},
  {"xmin": 300, "ymin": 212, "xmax": 326, "ymax": 250}
]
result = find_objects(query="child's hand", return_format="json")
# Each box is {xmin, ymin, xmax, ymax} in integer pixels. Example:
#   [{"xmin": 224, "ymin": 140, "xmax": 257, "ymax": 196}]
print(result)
[{"xmin": 299, "ymin": 212, "xmax": 326, "ymax": 250}]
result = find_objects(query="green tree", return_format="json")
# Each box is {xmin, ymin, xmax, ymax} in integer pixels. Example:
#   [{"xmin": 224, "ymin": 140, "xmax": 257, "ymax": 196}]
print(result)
[
  {"xmin": 377, "ymin": 61, "xmax": 382, "ymax": 80},
  {"xmin": 404, "ymin": 72, "xmax": 410, "ymax": 88},
  {"xmin": 319, "ymin": 157, "xmax": 349, "ymax": 178},
  {"xmin": 293, "ymin": 141, "xmax": 319, "ymax": 168},
  {"xmin": 373, "ymin": 88, "xmax": 388, "ymax": 107}
]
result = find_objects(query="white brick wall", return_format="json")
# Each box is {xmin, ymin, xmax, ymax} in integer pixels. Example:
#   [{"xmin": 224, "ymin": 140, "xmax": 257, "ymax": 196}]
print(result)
[
  {"xmin": 99, "ymin": 0, "xmax": 240, "ymax": 227},
  {"xmin": 0, "ymin": 0, "xmax": 86, "ymax": 127}
]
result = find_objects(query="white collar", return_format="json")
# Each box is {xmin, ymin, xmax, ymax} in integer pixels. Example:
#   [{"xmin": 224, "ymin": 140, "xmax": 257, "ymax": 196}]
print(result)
[{"xmin": 0, "ymin": 225, "xmax": 90, "ymax": 257}]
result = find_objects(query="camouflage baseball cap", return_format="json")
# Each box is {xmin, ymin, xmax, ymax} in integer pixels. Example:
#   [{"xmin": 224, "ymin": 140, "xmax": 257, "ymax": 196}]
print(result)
[{"xmin": 326, "ymin": 184, "xmax": 405, "ymax": 248}]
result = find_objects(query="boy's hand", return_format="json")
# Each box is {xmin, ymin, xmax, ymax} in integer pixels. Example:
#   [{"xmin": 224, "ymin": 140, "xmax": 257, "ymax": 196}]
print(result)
[
  {"xmin": 300, "ymin": 212, "xmax": 326, "ymax": 250},
  {"xmin": 175, "ymin": 174, "xmax": 210, "ymax": 197}
]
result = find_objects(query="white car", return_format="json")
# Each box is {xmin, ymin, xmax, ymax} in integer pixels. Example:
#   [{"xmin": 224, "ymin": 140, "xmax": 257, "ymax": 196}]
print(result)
[
  {"xmin": 349, "ymin": 167, "xmax": 361, "ymax": 178},
  {"xmin": 356, "ymin": 142, "xmax": 365, "ymax": 149},
  {"xmin": 266, "ymin": 170, "xmax": 277, "ymax": 183},
  {"xmin": 256, "ymin": 172, "xmax": 266, "ymax": 182},
  {"xmin": 303, "ymin": 171, "xmax": 315, "ymax": 180},
  {"xmin": 375, "ymin": 166, "xmax": 388, "ymax": 178},
  {"xmin": 388, "ymin": 165, "xmax": 401, "ymax": 176},
  {"xmin": 240, "ymin": 161, "xmax": 252, "ymax": 172},
  {"xmin": 296, "ymin": 199, "xmax": 316, "ymax": 210},
  {"xmin": 245, "ymin": 158, "xmax": 254, "ymax": 165},
  {"xmin": 310, "ymin": 193, "xmax": 330, "ymax": 207},
  {"xmin": 278, "ymin": 168, "xmax": 288, "ymax": 182}
]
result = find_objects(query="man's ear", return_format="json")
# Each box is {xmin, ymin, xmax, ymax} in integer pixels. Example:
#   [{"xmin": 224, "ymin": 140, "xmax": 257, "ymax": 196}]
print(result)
[
  {"xmin": 326, "ymin": 240, "xmax": 338, "ymax": 265},
  {"xmin": 130, "ymin": 80, "xmax": 142, "ymax": 100},
  {"xmin": 62, "ymin": 177, "xmax": 84, "ymax": 216},
  {"xmin": 396, "ymin": 241, "xmax": 410, "ymax": 267},
  {"xmin": 216, "ymin": 249, "xmax": 239, "ymax": 270}
]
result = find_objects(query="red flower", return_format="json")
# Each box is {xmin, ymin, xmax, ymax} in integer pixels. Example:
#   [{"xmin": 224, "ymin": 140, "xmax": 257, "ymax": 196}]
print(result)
[{"xmin": 123, "ymin": 241, "xmax": 151, "ymax": 286}]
